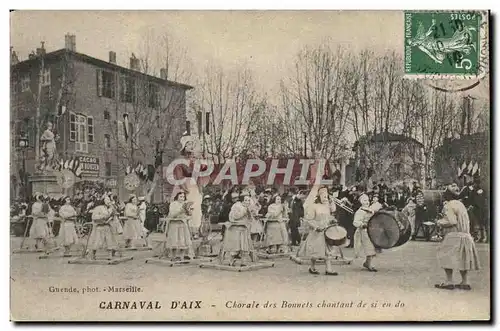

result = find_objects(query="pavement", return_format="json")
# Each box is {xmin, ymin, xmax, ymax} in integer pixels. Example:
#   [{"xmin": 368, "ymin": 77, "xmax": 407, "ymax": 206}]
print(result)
[{"xmin": 10, "ymin": 234, "xmax": 490, "ymax": 321}]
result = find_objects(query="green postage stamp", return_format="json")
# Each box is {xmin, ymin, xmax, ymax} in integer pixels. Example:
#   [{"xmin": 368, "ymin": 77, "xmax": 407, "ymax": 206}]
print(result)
[{"xmin": 404, "ymin": 10, "xmax": 489, "ymax": 79}]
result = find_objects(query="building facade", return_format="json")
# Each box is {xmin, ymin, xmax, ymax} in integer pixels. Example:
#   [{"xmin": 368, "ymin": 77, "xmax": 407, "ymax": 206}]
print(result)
[
  {"xmin": 10, "ymin": 37, "xmax": 193, "ymax": 202},
  {"xmin": 346, "ymin": 132, "xmax": 424, "ymax": 187}
]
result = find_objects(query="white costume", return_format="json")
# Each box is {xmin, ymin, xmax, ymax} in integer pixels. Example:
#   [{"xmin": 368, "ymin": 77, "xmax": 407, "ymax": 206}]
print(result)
[
  {"xmin": 88, "ymin": 205, "xmax": 118, "ymax": 250},
  {"xmin": 29, "ymin": 201, "xmax": 50, "ymax": 239},
  {"xmin": 58, "ymin": 204, "xmax": 79, "ymax": 246},
  {"xmin": 353, "ymin": 208, "xmax": 377, "ymax": 258},
  {"xmin": 437, "ymin": 200, "xmax": 480, "ymax": 271},
  {"xmin": 123, "ymin": 202, "xmax": 142, "ymax": 240}
]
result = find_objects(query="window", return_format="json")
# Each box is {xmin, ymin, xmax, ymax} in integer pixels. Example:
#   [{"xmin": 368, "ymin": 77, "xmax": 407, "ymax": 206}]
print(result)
[
  {"xmin": 104, "ymin": 111, "xmax": 110, "ymax": 120},
  {"xmin": 156, "ymin": 115, "xmax": 160, "ymax": 128},
  {"xmin": 21, "ymin": 75, "xmax": 30, "ymax": 92},
  {"xmin": 186, "ymin": 121, "xmax": 191, "ymax": 135},
  {"xmin": 121, "ymin": 76, "xmax": 136, "ymax": 103},
  {"xmin": 104, "ymin": 134, "xmax": 111, "ymax": 148},
  {"xmin": 41, "ymin": 68, "xmax": 50, "ymax": 87},
  {"xmin": 97, "ymin": 70, "xmax": 115, "ymax": 99},
  {"xmin": 87, "ymin": 117, "xmax": 94, "ymax": 143},
  {"xmin": 148, "ymin": 83, "xmax": 160, "ymax": 108},
  {"xmin": 105, "ymin": 162, "xmax": 112, "ymax": 176},
  {"xmin": 197, "ymin": 111, "xmax": 202, "ymax": 137},
  {"xmin": 69, "ymin": 113, "xmax": 94, "ymax": 153}
]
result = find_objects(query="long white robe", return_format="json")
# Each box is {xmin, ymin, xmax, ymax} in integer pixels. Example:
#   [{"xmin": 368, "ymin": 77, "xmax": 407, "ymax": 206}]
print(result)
[
  {"xmin": 58, "ymin": 204, "xmax": 79, "ymax": 246},
  {"xmin": 437, "ymin": 200, "xmax": 480, "ymax": 271}
]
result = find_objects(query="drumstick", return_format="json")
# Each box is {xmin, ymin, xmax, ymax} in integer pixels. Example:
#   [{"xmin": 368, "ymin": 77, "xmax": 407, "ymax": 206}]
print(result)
[{"xmin": 360, "ymin": 207, "xmax": 375, "ymax": 214}]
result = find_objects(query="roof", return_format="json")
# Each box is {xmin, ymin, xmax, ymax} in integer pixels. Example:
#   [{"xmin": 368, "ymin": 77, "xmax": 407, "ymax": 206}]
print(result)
[
  {"xmin": 11, "ymin": 49, "xmax": 194, "ymax": 90},
  {"xmin": 353, "ymin": 131, "xmax": 423, "ymax": 149}
]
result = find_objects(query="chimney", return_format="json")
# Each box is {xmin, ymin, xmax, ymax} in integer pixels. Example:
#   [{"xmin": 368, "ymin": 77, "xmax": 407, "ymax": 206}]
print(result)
[
  {"xmin": 10, "ymin": 47, "xmax": 19, "ymax": 65},
  {"xmin": 160, "ymin": 68, "xmax": 167, "ymax": 79},
  {"xmin": 109, "ymin": 51, "xmax": 116, "ymax": 64},
  {"xmin": 130, "ymin": 54, "xmax": 140, "ymax": 71},
  {"xmin": 36, "ymin": 41, "xmax": 46, "ymax": 56},
  {"xmin": 65, "ymin": 34, "xmax": 76, "ymax": 52}
]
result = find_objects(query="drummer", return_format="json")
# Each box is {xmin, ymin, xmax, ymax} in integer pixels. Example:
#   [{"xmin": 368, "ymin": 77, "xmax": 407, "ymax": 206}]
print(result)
[
  {"xmin": 57, "ymin": 196, "xmax": 79, "ymax": 256},
  {"xmin": 353, "ymin": 193, "xmax": 379, "ymax": 272},
  {"xmin": 369, "ymin": 193, "xmax": 385, "ymax": 212},
  {"xmin": 297, "ymin": 186, "xmax": 339, "ymax": 276}
]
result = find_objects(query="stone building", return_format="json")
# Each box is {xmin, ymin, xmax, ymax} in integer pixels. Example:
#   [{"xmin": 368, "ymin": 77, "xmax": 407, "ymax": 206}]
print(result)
[
  {"xmin": 10, "ymin": 35, "xmax": 193, "ymax": 201},
  {"xmin": 346, "ymin": 131, "xmax": 424, "ymax": 187}
]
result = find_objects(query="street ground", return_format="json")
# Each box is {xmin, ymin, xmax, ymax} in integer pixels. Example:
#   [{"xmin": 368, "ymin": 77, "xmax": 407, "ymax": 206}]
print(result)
[{"xmin": 10, "ymin": 234, "xmax": 490, "ymax": 321}]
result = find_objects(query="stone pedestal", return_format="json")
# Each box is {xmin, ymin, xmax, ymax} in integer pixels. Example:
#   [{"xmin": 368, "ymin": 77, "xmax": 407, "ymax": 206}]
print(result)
[{"xmin": 28, "ymin": 173, "xmax": 63, "ymax": 197}]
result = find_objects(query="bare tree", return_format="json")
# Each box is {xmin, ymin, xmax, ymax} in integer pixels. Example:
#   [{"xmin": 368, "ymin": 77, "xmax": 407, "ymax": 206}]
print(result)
[
  {"xmin": 347, "ymin": 50, "xmax": 428, "ymax": 185},
  {"xmin": 191, "ymin": 64, "xmax": 259, "ymax": 163},
  {"xmin": 416, "ymin": 90, "xmax": 457, "ymax": 187},
  {"xmin": 277, "ymin": 44, "xmax": 352, "ymax": 160}
]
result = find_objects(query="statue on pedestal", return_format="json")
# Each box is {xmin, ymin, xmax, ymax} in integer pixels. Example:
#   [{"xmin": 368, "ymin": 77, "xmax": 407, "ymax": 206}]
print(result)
[{"xmin": 38, "ymin": 122, "xmax": 59, "ymax": 173}]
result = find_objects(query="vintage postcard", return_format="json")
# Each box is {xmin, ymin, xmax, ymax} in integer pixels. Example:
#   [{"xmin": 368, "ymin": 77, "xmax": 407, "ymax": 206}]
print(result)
[{"xmin": 9, "ymin": 10, "xmax": 490, "ymax": 321}]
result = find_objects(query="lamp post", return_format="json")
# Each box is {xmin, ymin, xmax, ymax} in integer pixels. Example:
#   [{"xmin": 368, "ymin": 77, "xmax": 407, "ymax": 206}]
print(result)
[{"xmin": 18, "ymin": 134, "xmax": 29, "ymax": 200}]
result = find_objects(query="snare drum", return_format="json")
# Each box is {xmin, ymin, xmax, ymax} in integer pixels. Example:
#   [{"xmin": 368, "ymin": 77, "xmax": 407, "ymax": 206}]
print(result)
[
  {"xmin": 367, "ymin": 210, "xmax": 411, "ymax": 249},
  {"xmin": 324, "ymin": 225, "xmax": 349, "ymax": 247}
]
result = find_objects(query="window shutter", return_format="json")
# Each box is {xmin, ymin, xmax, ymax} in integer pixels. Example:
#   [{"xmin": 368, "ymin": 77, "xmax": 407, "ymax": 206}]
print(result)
[
  {"xmin": 117, "ymin": 120, "xmax": 124, "ymax": 142},
  {"xmin": 87, "ymin": 116, "xmax": 94, "ymax": 143},
  {"xmin": 69, "ymin": 113, "xmax": 76, "ymax": 141},
  {"xmin": 197, "ymin": 111, "xmax": 202, "ymax": 137},
  {"xmin": 205, "ymin": 112, "xmax": 210, "ymax": 135},
  {"xmin": 96, "ymin": 69, "xmax": 103, "ymax": 97},
  {"xmin": 120, "ymin": 75, "xmax": 125, "ymax": 102}
]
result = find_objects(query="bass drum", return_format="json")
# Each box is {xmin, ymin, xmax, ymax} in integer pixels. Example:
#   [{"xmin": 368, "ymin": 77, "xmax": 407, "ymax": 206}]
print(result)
[{"xmin": 367, "ymin": 210, "xmax": 411, "ymax": 249}]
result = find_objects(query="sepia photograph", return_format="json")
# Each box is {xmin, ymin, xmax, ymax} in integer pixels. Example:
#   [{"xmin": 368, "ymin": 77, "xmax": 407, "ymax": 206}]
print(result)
[{"xmin": 9, "ymin": 9, "xmax": 490, "ymax": 321}]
